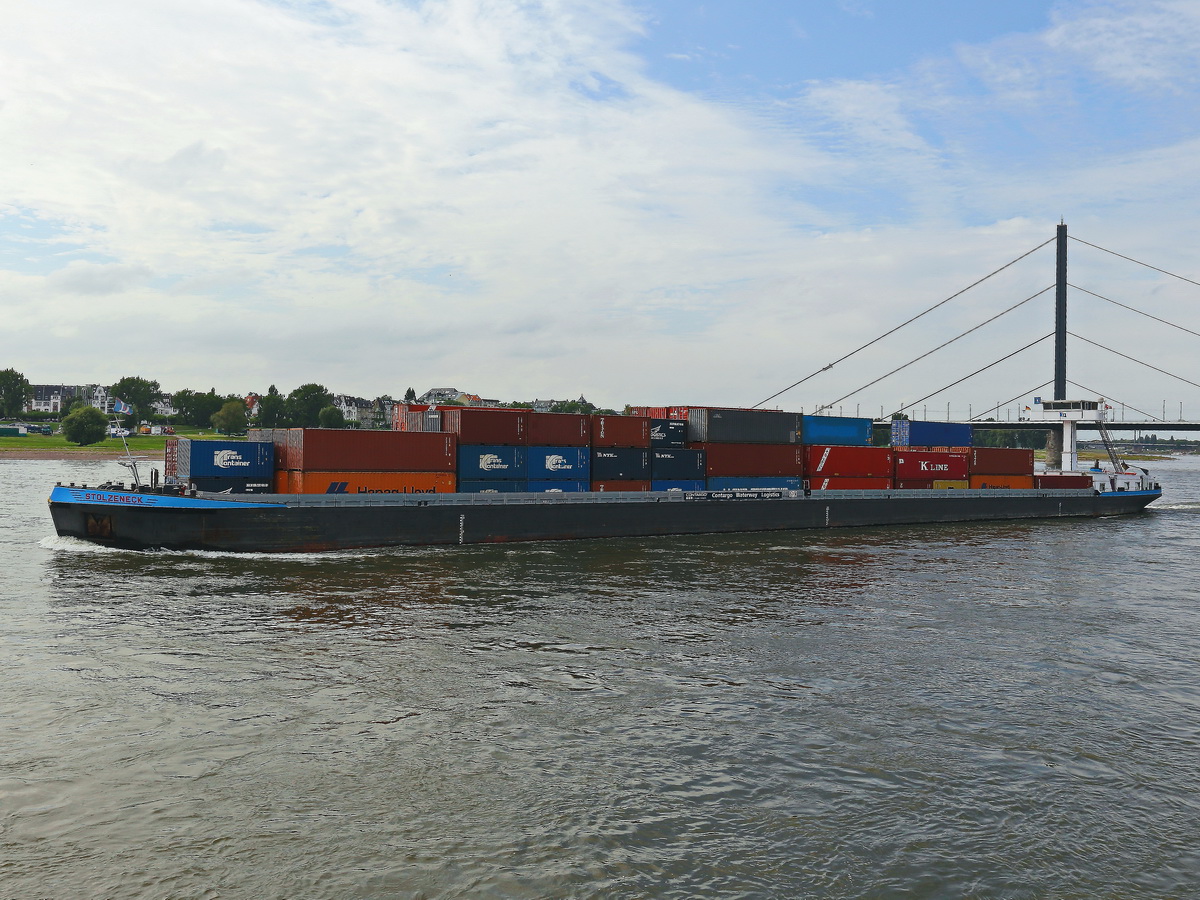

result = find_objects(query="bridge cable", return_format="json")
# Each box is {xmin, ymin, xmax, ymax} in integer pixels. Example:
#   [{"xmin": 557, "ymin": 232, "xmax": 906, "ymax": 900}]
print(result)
[
  {"xmin": 1067, "ymin": 332, "xmax": 1200, "ymax": 390},
  {"xmin": 1066, "ymin": 380, "xmax": 1161, "ymax": 422},
  {"xmin": 968, "ymin": 381, "xmax": 1053, "ymax": 422},
  {"xmin": 817, "ymin": 285, "xmax": 1054, "ymax": 413},
  {"xmin": 753, "ymin": 236, "xmax": 1057, "ymax": 409},
  {"xmin": 1068, "ymin": 283, "xmax": 1200, "ymax": 340},
  {"xmin": 1068, "ymin": 236, "xmax": 1200, "ymax": 289},
  {"xmin": 888, "ymin": 333, "xmax": 1054, "ymax": 418}
]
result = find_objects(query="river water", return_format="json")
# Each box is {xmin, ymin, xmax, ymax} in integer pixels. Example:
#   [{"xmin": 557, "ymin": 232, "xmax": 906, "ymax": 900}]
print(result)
[{"xmin": 3, "ymin": 455, "xmax": 1199, "ymax": 899}]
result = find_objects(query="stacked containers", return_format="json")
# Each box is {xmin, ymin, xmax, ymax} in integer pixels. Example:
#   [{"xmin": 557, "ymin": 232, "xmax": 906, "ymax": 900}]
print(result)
[
  {"xmin": 271, "ymin": 429, "xmax": 456, "ymax": 493},
  {"xmin": 448, "ymin": 409, "xmax": 529, "ymax": 493},
  {"xmin": 592, "ymin": 414, "xmax": 651, "ymax": 490},
  {"xmin": 968, "ymin": 447, "xmax": 1035, "ymax": 489},
  {"xmin": 688, "ymin": 407, "xmax": 806, "ymax": 490},
  {"xmin": 804, "ymin": 444, "xmax": 893, "ymax": 491},
  {"xmin": 177, "ymin": 438, "xmax": 275, "ymax": 493},
  {"xmin": 526, "ymin": 414, "xmax": 591, "ymax": 492},
  {"xmin": 890, "ymin": 419, "xmax": 973, "ymax": 449},
  {"xmin": 893, "ymin": 449, "xmax": 970, "ymax": 489}
]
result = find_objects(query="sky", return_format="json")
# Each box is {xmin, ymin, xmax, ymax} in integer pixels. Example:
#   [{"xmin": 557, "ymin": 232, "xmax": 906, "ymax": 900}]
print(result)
[{"xmin": 3, "ymin": 0, "xmax": 1200, "ymax": 421}]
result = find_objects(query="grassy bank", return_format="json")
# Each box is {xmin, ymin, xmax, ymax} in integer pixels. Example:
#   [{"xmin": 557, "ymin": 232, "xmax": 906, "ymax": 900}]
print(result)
[{"xmin": 0, "ymin": 428, "xmax": 240, "ymax": 455}]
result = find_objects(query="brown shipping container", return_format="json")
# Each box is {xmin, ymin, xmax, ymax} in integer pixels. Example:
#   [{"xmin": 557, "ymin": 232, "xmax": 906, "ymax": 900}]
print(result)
[
  {"xmin": 1036, "ymin": 473, "xmax": 1094, "ymax": 489},
  {"xmin": 969, "ymin": 447, "xmax": 1035, "ymax": 475},
  {"xmin": 969, "ymin": 474, "xmax": 1036, "ymax": 489},
  {"xmin": 591, "ymin": 480, "xmax": 651, "ymax": 492},
  {"xmin": 932, "ymin": 480, "xmax": 969, "ymax": 489},
  {"xmin": 805, "ymin": 445, "xmax": 893, "ymax": 477},
  {"xmin": 442, "ymin": 408, "xmax": 528, "ymax": 445},
  {"xmin": 693, "ymin": 442, "xmax": 805, "ymax": 477},
  {"xmin": 895, "ymin": 480, "xmax": 935, "ymax": 489},
  {"xmin": 592, "ymin": 415, "xmax": 651, "ymax": 448},
  {"xmin": 809, "ymin": 476, "xmax": 893, "ymax": 490},
  {"xmin": 288, "ymin": 429, "xmax": 456, "ymax": 472},
  {"xmin": 289, "ymin": 471, "xmax": 456, "ymax": 494},
  {"xmin": 528, "ymin": 412, "xmax": 591, "ymax": 446},
  {"xmin": 893, "ymin": 450, "xmax": 969, "ymax": 480}
]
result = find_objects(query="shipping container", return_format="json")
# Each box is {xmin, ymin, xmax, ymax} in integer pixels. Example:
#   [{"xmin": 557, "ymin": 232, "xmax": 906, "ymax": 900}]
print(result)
[
  {"xmin": 273, "ymin": 469, "xmax": 289, "ymax": 493},
  {"xmin": 458, "ymin": 480, "xmax": 527, "ymax": 493},
  {"xmin": 693, "ymin": 442, "xmax": 805, "ymax": 477},
  {"xmin": 591, "ymin": 448, "xmax": 652, "ymax": 481},
  {"xmin": 288, "ymin": 471, "xmax": 456, "ymax": 494},
  {"xmin": 592, "ymin": 415, "xmax": 651, "ymax": 448},
  {"xmin": 165, "ymin": 437, "xmax": 178, "ymax": 478},
  {"xmin": 1035, "ymin": 473, "xmax": 1094, "ymax": 489},
  {"xmin": 804, "ymin": 445, "xmax": 893, "ymax": 477},
  {"xmin": 528, "ymin": 412, "xmax": 591, "ymax": 446},
  {"xmin": 391, "ymin": 403, "xmax": 430, "ymax": 430},
  {"xmin": 801, "ymin": 414, "xmax": 873, "ymax": 447},
  {"xmin": 932, "ymin": 480, "xmax": 969, "ymax": 489},
  {"xmin": 526, "ymin": 480, "xmax": 590, "ymax": 493},
  {"xmin": 893, "ymin": 450, "xmax": 969, "ymax": 480},
  {"xmin": 651, "ymin": 479, "xmax": 706, "ymax": 491},
  {"xmin": 591, "ymin": 480, "xmax": 651, "ymax": 492},
  {"xmin": 288, "ymin": 429, "xmax": 456, "ymax": 472},
  {"xmin": 667, "ymin": 406, "xmax": 691, "ymax": 420},
  {"xmin": 457, "ymin": 445, "xmax": 527, "ymax": 479},
  {"xmin": 708, "ymin": 476, "xmax": 804, "ymax": 490},
  {"xmin": 526, "ymin": 446, "xmax": 590, "ymax": 480},
  {"xmin": 177, "ymin": 439, "xmax": 274, "ymax": 480},
  {"xmin": 688, "ymin": 407, "xmax": 802, "ymax": 444},
  {"xmin": 969, "ymin": 474, "xmax": 1036, "ymax": 489},
  {"xmin": 189, "ymin": 476, "xmax": 275, "ymax": 494},
  {"xmin": 627, "ymin": 406, "xmax": 669, "ymax": 419},
  {"xmin": 248, "ymin": 429, "xmax": 291, "ymax": 470},
  {"xmin": 651, "ymin": 448, "xmax": 706, "ymax": 481},
  {"xmin": 649, "ymin": 419, "xmax": 688, "ymax": 448},
  {"xmin": 891, "ymin": 419, "xmax": 973, "ymax": 448},
  {"xmin": 442, "ymin": 408, "xmax": 528, "ymax": 445},
  {"xmin": 894, "ymin": 480, "xmax": 935, "ymax": 489},
  {"xmin": 969, "ymin": 447, "xmax": 1035, "ymax": 475},
  {"xmin": 808, "ymin": 477, "xmax": 893, "ymax": 491}
]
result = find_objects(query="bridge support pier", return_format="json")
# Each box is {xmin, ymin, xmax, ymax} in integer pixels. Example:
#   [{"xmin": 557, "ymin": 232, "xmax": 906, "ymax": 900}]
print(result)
[{"xmin": 1046, "ymin": 426, "xmax": 1063, "ymax": 470}]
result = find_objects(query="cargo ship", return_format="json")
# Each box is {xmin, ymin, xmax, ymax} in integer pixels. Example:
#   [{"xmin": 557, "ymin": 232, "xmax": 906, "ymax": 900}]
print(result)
[{"xmin": 48, "ymin": 404, "xmax": 1161, "ymax": 553}]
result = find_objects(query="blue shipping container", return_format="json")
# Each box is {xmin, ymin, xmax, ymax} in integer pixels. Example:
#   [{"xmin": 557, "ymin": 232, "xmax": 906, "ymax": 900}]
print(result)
[
  {"xmin": 457, "ymin": 480, "xmax": 527, "ymax": 493},
  {"xmin": 801, "ymin": 414, "xmax": 873, "ymax": 447},
  {"xmin": 591, "ymin": 448, "xmax": 651, "ymax": 480},
  {"xmin": 707, "ymin": 476, "xmax": 803, "ymax": 490},
  {"xmin": 651, "ymin": 448, "xmax": 706, "ymax": 480},
  {"xmin": 892, "ymin": 420, "xmax": 973, "ymax": 448},
  {"xmin": 526, "ymin": 480, "xmax": 590, "ymax": 493},
  {"xmin": 178, "ymin": 439, "xmax": 274, "ymax": 479},
  {"xmin": 652, "ymin": 479, "xmax": 705, "ymax": 491},
  {"xmin": 650, "ymin": 419, "xmax": 687, "ymax": 447},
  {"xmin": 457, "ymin": 445, "xmax": 527, "ymax": 479},
  {"xmin": 526, "ymin": 446, "xmax": 590, "ymax": 480}
]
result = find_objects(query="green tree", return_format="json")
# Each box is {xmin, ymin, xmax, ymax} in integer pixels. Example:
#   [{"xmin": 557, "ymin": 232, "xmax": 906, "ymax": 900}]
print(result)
[
  {"xmin": 61, "ymin": 405, "xmax": 108, "ymax": 446},
  {"xmin": 258, "ymin": 385, "xmax": 287, "ymax": 427},
  {"xmin": 211, "ymin": 399, "xmax": 248, "ymax": 434},
  {"xmin": 286, "ymin": 384, "xmax": 332, "ymax": 428},
  {"xmin": 109, "ymin": 376, "xmax": 161, "ymax": 426},
  {"xmin": 318, "ymin": 405, "xmax": 346, "ymax": 428},
  {"xmin": 172, "ymin": 388, "xmax": 229, "ymax": 427},
  {"xmin": 0, "ymin": 368, "xmax": 31, "ymax": 417},
  {"xmin": 403, "ymin": 387, "xmax": 417, "ymax": 402}
]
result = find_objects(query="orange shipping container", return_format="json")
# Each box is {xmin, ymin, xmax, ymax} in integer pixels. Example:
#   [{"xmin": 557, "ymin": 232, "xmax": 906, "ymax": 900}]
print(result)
[
  {"xmin": 969, "ymin": 474, "xmax": 1035, "ymax": 489},
  {"xmin": 273, "ymin": 470, "xmax": 290, "ymax": 493},
  {"xmin": 932, "ymin": 480, "xmax": 969, "ymax": 489},
  {"xmin": 288, "ymin": 471, "xmax": 456, "ymax": 494}
]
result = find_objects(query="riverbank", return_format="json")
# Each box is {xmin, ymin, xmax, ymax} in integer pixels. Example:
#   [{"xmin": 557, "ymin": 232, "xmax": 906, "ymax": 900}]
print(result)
[{"xmin": 0, "ymin": 449, "xmax": 165, "ymax": 460}]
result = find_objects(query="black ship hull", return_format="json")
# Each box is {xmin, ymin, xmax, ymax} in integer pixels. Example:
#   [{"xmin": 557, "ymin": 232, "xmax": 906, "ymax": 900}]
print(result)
[{"xmin": 48, "ymin": 485, "xmax": 1161, "ymax": 553}]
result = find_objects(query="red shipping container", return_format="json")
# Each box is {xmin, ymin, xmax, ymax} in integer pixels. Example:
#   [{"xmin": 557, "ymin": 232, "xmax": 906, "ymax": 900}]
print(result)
[
  {"xmin": 391, "ymin": 403, "xmax": 430, "ymax": 430},
  {"xmin": 442, "ymin": 408, "xmax": 528, "ymax": 445},
  {"xmin": 969, "ymin": 474, "xmax": 1035, "ymax": 489},
  {"xmin": 893, "ymin": 450, "xmax": 969, "ymax": 480},
  {"xmin": 969, "ymin": 447, "xmax": 1035, "ymax": 475},
  {"xmin": 627, "ymin": 406, "xmax": 669, "ymax": 418},
  {"xmin": 668, "ymin": 406, "xmax": 691, "ymax": 420},
  {"xmin": 1036, "ymin": 473, "xmax": 1094, "ymax": 489},
  {"xmin": 591, "ymin": 480, "xmax": 651, "ymax": 491},
  {"xmin": 592, "ymin": 415, "xmax": 651, "ymax": 448},
  {"xmin": 809, "ymin": 476, "xmax": 893, "ymax": 490},
  {"xmin": 692, "ymin": 442, "xmax": 805, "ymax": 477},
  {"xmin": 895, "ymin": 480, "xmax": 935, "ymax": 489},
  {"xmin": 805, "ymin": 445, "xmax": 893, "ymax": 477},
  {"xmin": 528, "ymin": 412, "xmax": 591, "ymax": 446},
  {"xmin": 287, "ymin": 429, "xmax": 456, "ymax": 472}
]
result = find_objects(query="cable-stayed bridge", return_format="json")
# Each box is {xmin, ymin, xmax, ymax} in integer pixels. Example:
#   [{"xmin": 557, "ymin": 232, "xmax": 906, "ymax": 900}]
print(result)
[{"xmin": 759, "ymin": 222, "xmax": 1200, "ymax": 435}]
